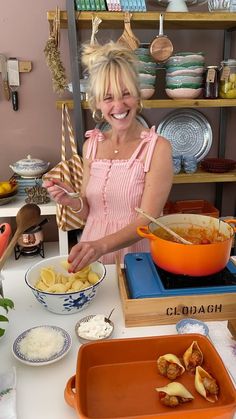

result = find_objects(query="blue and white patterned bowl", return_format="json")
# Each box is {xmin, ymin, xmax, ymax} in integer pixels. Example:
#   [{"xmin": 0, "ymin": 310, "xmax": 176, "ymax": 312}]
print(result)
[{"xmin": 25, "ymin": 256, "xmax": 106, "ymax": 315}]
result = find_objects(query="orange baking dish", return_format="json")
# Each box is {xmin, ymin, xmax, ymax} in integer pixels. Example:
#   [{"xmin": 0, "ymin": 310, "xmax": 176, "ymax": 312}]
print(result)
[{"xmin": 64, "ymin": 334, "xmax": 236, "ymax": 419}]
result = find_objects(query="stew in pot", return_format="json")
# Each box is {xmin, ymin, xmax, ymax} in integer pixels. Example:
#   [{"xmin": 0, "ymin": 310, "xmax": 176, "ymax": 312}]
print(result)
[{"xmin": 153, "ymin": 226, "xmax": 228, "ymax": 245}]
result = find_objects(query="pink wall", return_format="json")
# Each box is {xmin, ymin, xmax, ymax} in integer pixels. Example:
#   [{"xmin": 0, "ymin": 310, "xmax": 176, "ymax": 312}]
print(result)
[
  {"xmin": 0, "ymin": 0, "xmax": 71, "ymax": 179},
  {"xmin": 0, "ymin": 1, "xmax": 235, "ymax": 222}
]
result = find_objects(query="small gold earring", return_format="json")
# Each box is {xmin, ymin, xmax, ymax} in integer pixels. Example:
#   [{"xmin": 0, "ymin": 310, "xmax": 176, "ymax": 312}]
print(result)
[{"xmin": 92, "ymin": 110, "xmax": 104, "ymax": 123}]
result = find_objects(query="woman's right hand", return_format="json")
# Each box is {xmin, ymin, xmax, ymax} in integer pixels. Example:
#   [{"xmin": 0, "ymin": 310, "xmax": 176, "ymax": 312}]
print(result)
[{"xmin": 42, "ymin": 178, "xmax": 79, "ymax": 208}]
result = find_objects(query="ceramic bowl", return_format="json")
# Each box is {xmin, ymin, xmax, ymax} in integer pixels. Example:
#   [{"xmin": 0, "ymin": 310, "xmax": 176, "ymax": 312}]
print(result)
[
  {"xmin": 166, "ymin": 82, "xmax": 202, "ymax": 89},
  {"xmin": 166, "ymin": 87, "xmax": 202, "ymax": 99},
  {"xmin": 166, "ymin": 54, "xmax": 205, "ymax": 67},
  {"xmin": 25, "ymin": 256, "xmax": 106, "ymax": 315},
  {"xmin": 75, "ymin": 314, "xmax": 114, "ymax": 344},
  {"xmin": 166, "ymin": 75, "xmax": 203, "ymax": 85},
  {"xmin": 176, "ymin": 318, "xmax": 209, "ymax": 336},
  {"xmin": 140, "ymin": 88, "xmax": 155, "ymax": 99},
  {"xmin": 166, "ymin": 66, "xmax": 205, "ymax": 76},
  {"xmin": 139, "ymin": 74, "xmax": 156, "ymax": 86},
  {"xmin": 10, "ymin": 155, "xmax": 50, "ymax": 178}
]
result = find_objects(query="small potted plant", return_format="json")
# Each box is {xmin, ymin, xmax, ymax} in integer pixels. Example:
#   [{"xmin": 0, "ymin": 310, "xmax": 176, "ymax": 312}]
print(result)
[{"xmin": 0, "ymin": 297, "xmax": 14, "ymax": 338}]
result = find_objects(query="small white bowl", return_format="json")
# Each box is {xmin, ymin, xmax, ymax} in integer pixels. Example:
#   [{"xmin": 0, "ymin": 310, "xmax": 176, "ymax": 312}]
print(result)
[
  {"xmin": 75, "ymin": 314, "xmax": 114, "ymax": 344},
  {"xmin": 25, "ymin": 256, "xmax": 106, "ymax": 315},
  {"xmin": 176, "ymin": 318, "xmax": 209, "ymax": 336}
]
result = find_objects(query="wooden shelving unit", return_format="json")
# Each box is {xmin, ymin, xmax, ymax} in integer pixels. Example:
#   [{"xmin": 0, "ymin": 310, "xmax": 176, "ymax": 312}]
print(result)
[
  {"xmin": 47, "ymin": 11, "xmax": 236, "ymax": 30},
  {"xmin": 173, "ymin": 169, "xmax": 236, "ymax": 184},
  {"xmin": 47, "ymin": 7, "xmax": 236, "ymax": 214},
  {"xmin": 56, "ymin": 99, "xmax": 236, "ymax": 110}
]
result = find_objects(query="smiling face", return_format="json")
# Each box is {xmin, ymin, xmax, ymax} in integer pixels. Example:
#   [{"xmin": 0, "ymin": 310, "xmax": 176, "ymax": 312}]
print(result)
[
  {"xmin": 85, "ymin": 43, "xmax": 141, "ymax": 132},
  {"xmin": 97, "ymin": 82, "xmax": 139, "ymax": 132}
]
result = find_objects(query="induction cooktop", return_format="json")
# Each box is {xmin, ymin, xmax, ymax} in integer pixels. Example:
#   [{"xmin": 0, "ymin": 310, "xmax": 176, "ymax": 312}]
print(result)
[{"xmin": 124, "ymin": 252, "xmax": 236, "ymax": 299}]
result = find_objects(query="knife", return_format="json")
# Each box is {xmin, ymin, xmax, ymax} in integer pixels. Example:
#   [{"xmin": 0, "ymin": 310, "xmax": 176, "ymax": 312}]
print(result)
[
  {"xmin": 7, "ymin": 58, "xmax": 20, "ymax": 111},
  {"xmin": 0, "ymin": 54, "xmax": 10, "ymax": 101}
]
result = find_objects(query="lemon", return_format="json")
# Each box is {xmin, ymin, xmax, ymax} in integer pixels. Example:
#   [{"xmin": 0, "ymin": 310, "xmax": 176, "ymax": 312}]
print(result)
[
  {"xmin": 41, "ymin": 268, "xmax": 56, "ymax": 286},
  {"xmin": 225, "ymin": 89, "xmax": 236, "ymax": 98},
  {"xmin": 0, "ymin": 182, "xmax": 12, "ymax": 193},
  {"xmin": 229, "ymin": 73, "xmax": 236, "ymax": 83}
]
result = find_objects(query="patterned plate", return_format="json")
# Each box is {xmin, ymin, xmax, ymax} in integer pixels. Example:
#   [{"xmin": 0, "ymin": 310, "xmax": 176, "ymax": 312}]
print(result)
[
  {"xmin": 12, "ymin": 325, "xmax": 72, "ymax": 366},
  {"xmin": 157, "ymin": 109, "xmax": 212, "ymax": 162}
]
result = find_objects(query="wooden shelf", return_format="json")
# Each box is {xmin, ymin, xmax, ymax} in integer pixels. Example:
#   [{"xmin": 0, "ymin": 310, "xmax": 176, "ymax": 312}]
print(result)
[
  {"xmin": 47, "ymin": 11, "xmax": 236, "ymax": 30},
  {"xmin": 56, "ymin": 99, "xmax": 236, "ymax": 110},
  {"xmin": 174, "ymin": 169, "xmax": 236, "ymax": 184}
]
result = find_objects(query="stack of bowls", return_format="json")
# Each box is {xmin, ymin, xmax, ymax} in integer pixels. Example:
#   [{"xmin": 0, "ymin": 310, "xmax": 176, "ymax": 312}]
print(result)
[
  {"xmin": 165, "ymin": 52, "xmax": 205, "ymax": 99},
  {"xmin": 135, "ymin": 46, "xmax": 158, "ymax": 99}
]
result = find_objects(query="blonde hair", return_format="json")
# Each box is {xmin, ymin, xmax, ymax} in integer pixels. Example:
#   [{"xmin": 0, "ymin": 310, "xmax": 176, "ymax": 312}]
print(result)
[{"xmin": 81, "ymin": 41, "xmax": 140, "ymax": 112}]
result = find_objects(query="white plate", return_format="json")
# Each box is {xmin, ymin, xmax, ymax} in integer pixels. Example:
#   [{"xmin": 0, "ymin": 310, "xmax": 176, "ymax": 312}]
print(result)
[{"xmin": 12, "ymin": 325, "xmax": 72, "ymax": 366}]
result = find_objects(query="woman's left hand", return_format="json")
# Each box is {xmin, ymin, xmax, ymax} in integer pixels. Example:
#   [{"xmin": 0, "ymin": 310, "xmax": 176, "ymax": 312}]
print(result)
[{"xmin": 68, "ymin": 240, "xmax": 104, "ymax": 272}]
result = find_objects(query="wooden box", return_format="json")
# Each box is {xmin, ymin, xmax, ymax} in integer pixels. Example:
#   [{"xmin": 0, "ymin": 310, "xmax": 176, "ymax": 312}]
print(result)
[{"xmin": 117, "ymin": 262, "xmax": 236, "ymax": 328}]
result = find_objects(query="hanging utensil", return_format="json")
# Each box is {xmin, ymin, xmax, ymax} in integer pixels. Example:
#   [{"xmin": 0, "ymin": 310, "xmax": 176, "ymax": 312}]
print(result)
[
  {"xmin": 135, "ymin": 207, "xmax": 192, "ymax": 245},
  {"xmin": 149, "ymin": 13, "xmax": 173, "ymax": 63},
  {"xmin": 118, "ymin": 12, "xmax": 140, "ymax": 51},
  {"xmin": 90, "ymin": 15, "xmax": 102, "ymax": 45},
  {"xmin": 7, "ymin": 57, "xmax": 20, "ymax": 111},
  {"xmin": 0, "ymin": 54, "xmax": 10, "ymax": 100}
]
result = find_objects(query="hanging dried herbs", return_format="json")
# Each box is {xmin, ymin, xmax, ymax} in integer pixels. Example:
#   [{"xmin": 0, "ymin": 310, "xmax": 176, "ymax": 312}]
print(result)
[{"xmin": 44, "ymin": 7, "xmax": 67, "ymax": 94}]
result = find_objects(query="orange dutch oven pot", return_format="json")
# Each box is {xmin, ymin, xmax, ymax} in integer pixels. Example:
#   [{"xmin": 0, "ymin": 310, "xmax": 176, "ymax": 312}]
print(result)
[{"xmin": 137, "ymin": 214, "xmax": 236, "ymax": 276}]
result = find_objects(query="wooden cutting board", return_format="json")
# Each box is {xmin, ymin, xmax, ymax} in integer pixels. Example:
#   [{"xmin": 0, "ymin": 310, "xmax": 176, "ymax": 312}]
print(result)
[{"xmin": 227, "ymin": 319, "xmax": 236, "ymax": 339}]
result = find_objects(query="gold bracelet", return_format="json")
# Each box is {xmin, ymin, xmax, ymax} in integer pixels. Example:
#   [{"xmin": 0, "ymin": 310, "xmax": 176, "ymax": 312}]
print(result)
[{"xmin": 70, "ymin": 197, "xmax": 84, "ymax": 213}]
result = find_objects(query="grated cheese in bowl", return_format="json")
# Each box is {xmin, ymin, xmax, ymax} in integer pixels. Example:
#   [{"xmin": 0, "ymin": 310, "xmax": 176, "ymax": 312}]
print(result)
[
  {"xmin": 76, "ymin": 314, "xmax": 114, "ymax": 342},
  {"xmin": 18, "ymin": 326, "xmax": 65, "ymax": 360},
  {"xmin": 176, "ymin": 319, "xmax": 209, "ymax": 336}
]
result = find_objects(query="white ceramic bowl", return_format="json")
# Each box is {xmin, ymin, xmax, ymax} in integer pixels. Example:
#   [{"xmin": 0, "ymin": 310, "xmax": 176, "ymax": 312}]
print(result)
[
  {"xmin": 25, "ymin": 256, "xmax": 106, "ymax": 315},
  {"xmin": 166, "ymin": 87, "xmax": 202, "ymax": 99},
  {"xmin": 75, "ymin": 314, "xmax": 114, "ymax": 344},
  {"xmin": 140, "ymin": 88, "xmax": 155, "ymax": 99}
]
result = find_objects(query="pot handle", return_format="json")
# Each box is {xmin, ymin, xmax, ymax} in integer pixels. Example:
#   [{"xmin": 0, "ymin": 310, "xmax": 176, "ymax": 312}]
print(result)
[
  {"xmin": 223, "ymin": 218, "xmax": 236, "ymax": 233},
  {"xmin": 64, "ymin": 375, "xmax": 76, "ymax": 408},
  {"xmin": 137, "ymin": 226, "xmax": 157, "ymax": 240}
]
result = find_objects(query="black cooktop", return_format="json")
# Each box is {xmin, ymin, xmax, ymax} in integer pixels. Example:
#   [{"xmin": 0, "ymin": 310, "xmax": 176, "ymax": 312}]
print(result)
[{"xmin": 156, "ymin": 265, "xmax": 236, "ymax": 290}]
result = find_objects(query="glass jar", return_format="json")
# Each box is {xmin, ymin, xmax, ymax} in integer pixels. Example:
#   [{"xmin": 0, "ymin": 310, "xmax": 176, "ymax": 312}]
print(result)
[
  {"xmin": 203, "ymin": 66, "xmax": 219, "ymax": 99},
  {"xmin": 219, "ymin": 59, "xmax": 236, "ymax": 99}
]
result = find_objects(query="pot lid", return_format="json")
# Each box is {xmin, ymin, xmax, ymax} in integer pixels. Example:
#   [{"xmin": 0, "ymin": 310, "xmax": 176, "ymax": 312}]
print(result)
[{"xmin": 12, "ymin": 155, "xmax": 48, "ymax": 167}]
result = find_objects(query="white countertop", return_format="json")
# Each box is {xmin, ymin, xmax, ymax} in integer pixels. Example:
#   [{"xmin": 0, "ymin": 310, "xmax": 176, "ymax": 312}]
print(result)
[
  {"xmin": 0, "ymin": 196, "xmax": 56, "ymax": 217},
  {"xmin": 1, "ymin": 245, "xmax": 236, "ymax": 419}
]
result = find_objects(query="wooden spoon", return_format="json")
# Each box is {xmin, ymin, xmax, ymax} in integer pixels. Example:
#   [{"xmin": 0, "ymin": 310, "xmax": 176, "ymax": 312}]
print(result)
[
  {"xmin": 118, "ymin": 12, "xmax": 140, "ymax": 51},
  {"xmin": 0, "ymin": 204, "xmax": 41, "ymax": 271},
  {"xmin": 135, "ymin": 207, "xmax": 192, "ymax": 245}
]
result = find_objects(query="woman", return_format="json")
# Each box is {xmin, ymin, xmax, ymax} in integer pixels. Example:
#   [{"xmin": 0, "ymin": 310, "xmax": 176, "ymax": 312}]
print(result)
[{"xmin": 43, "ymin": 41, "xmax": 173, "ymax": 272}]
